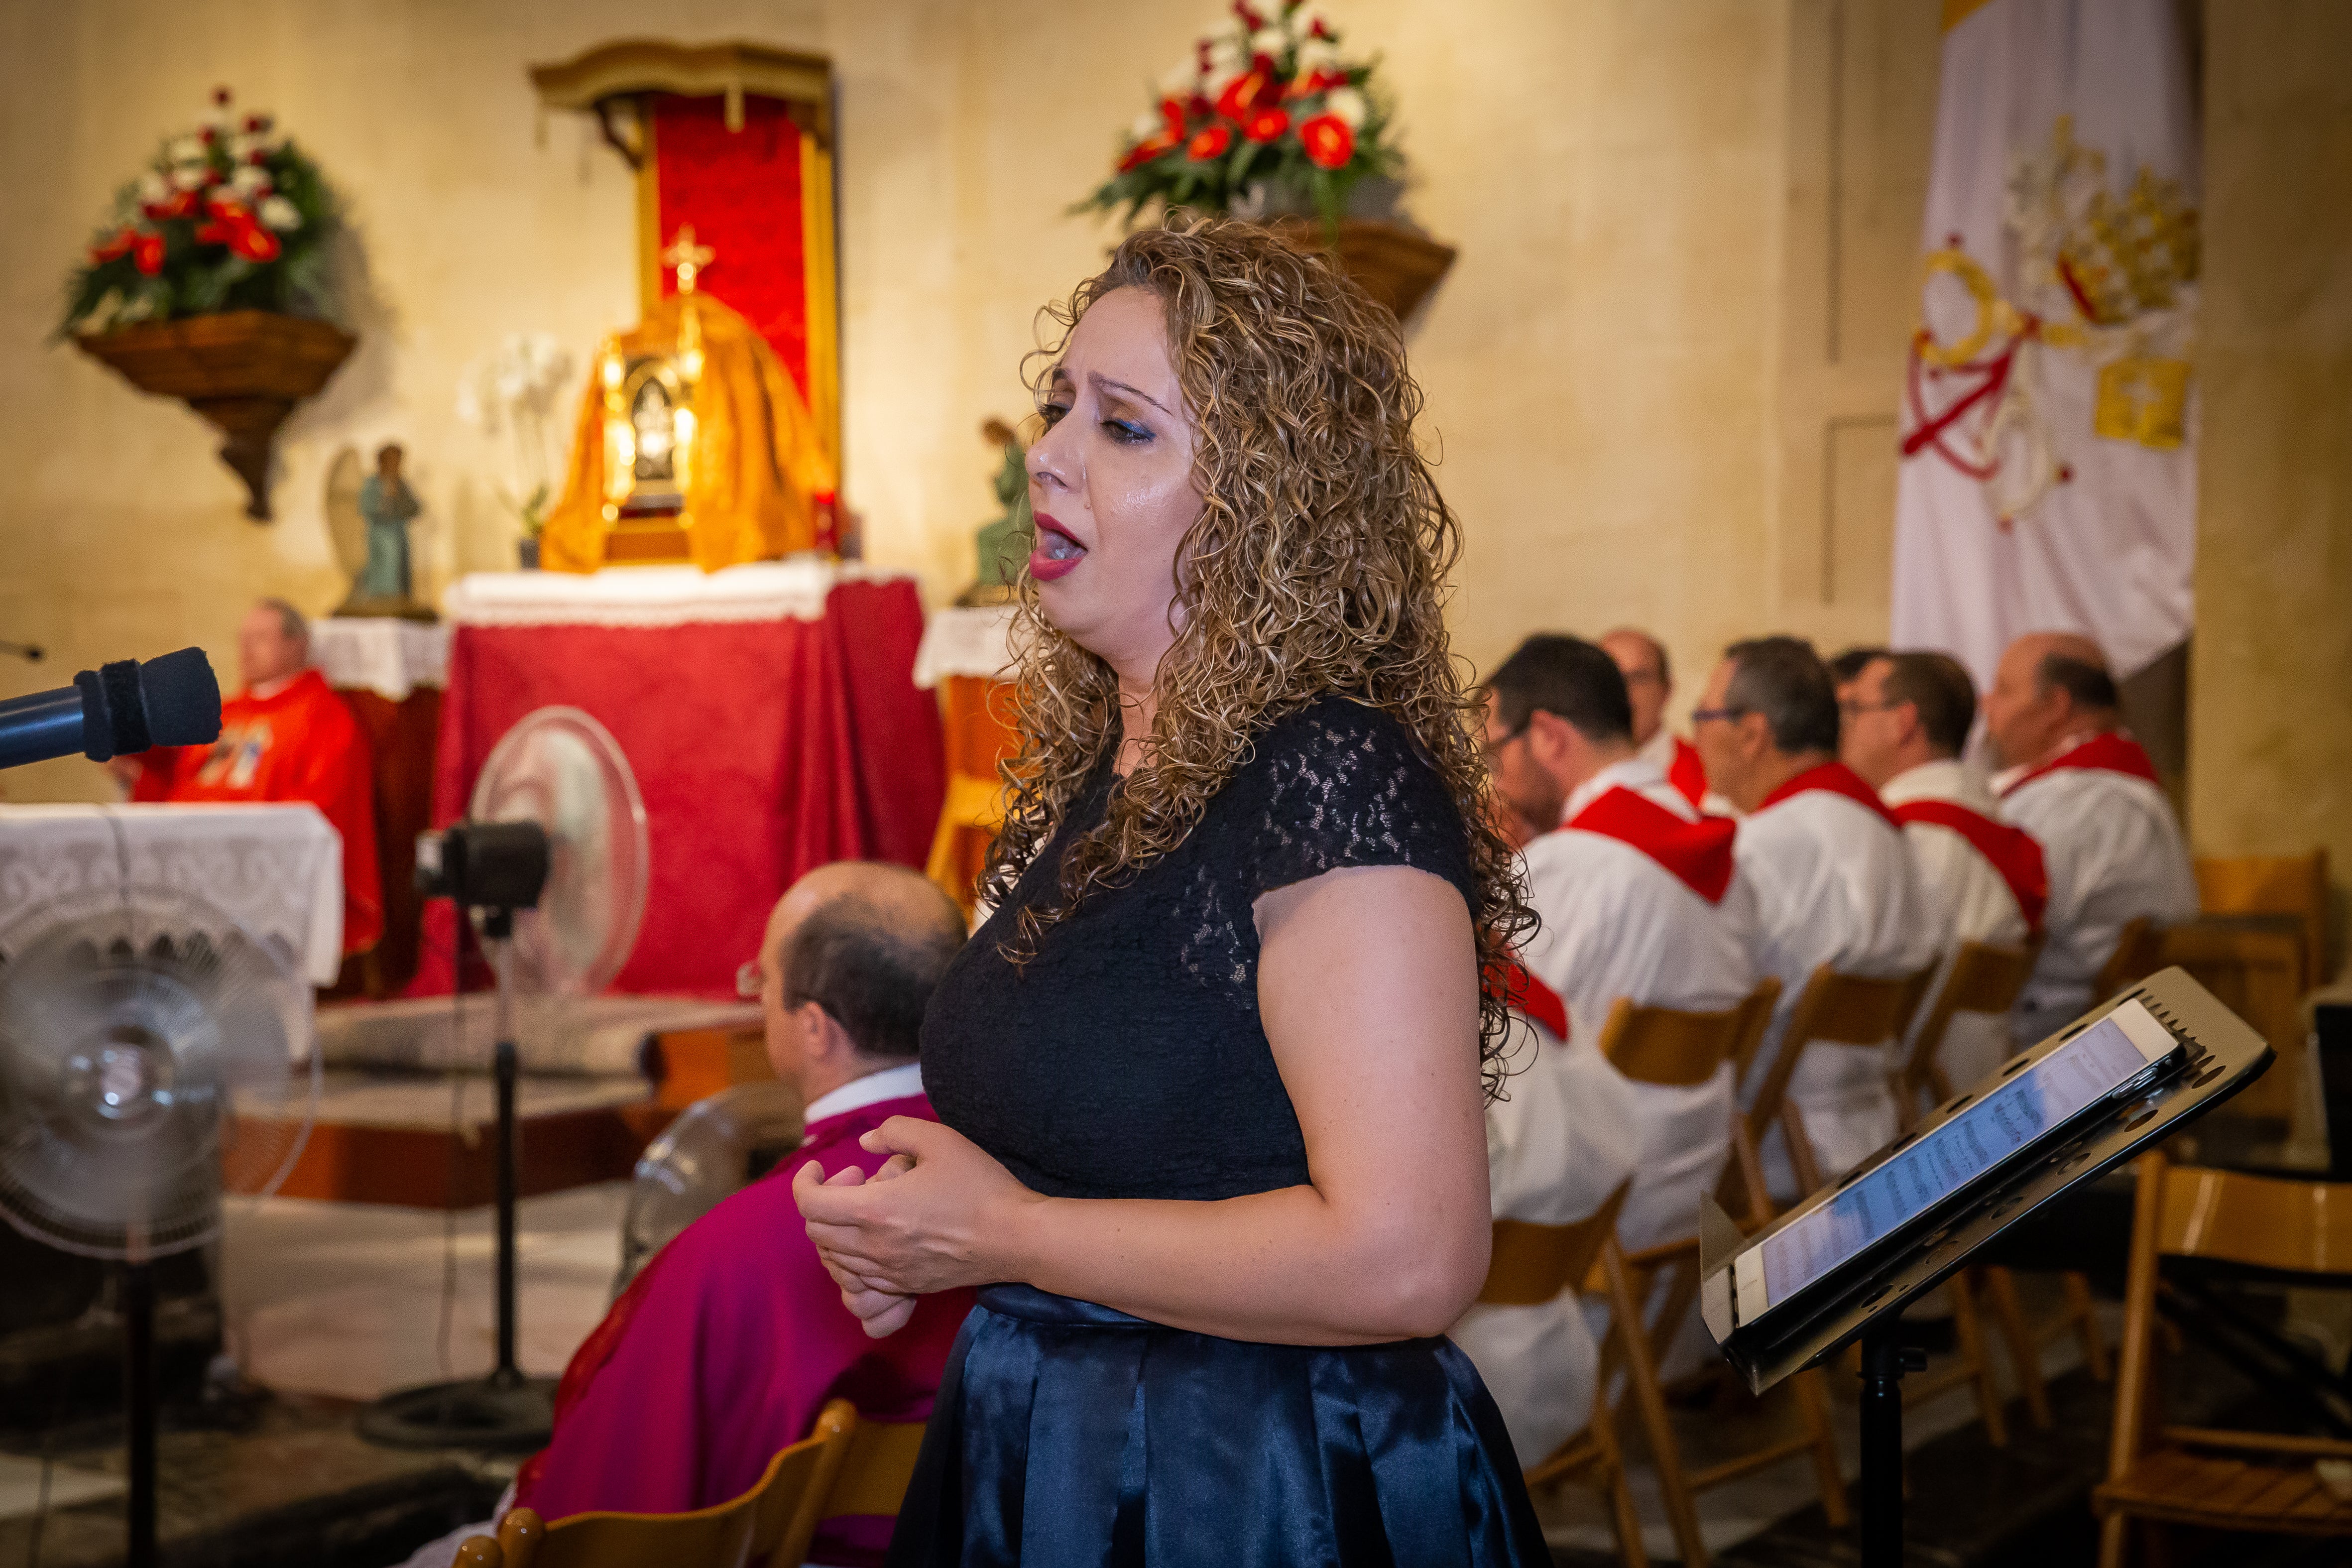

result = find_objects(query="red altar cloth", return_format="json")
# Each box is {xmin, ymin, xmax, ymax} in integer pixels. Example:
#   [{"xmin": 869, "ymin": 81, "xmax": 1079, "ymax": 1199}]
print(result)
[{"xmin": 412, "ymin": 574, "xmax": 944, "ymax": 998}]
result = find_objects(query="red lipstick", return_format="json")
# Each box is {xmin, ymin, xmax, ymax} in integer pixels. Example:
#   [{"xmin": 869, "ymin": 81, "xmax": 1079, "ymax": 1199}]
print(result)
[{"xmin": 1029, "ymin": 514, "xmax": 1086, "ymax": 582}]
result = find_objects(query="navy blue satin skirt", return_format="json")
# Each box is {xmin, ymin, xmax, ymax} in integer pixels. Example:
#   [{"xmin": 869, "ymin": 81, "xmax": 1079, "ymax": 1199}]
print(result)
[{"xmin": 886, "ymin": 1284, "xmax": 1550, "ymax": 1567}]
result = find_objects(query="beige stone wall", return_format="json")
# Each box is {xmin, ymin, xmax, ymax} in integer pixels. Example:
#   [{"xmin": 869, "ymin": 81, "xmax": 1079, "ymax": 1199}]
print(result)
[
  {"xmin": 2190, "ymin": 0, "xmax": 2352, "ymax": 965},
  {"xmin": 0, "ymin": 0, "xmax": 1824, "ymax": 802}
]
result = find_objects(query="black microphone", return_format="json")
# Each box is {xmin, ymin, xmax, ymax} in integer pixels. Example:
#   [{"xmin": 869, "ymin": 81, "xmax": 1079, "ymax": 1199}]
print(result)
[{"xmin": 0, "ymin": 648, "xmax": 223, "ymax": 770}]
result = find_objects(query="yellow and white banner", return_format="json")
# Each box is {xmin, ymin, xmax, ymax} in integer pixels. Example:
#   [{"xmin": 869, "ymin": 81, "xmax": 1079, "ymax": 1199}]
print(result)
[{"xmin": 1890, "ymin": 0, "xmax": 2200, "ymax": 686}]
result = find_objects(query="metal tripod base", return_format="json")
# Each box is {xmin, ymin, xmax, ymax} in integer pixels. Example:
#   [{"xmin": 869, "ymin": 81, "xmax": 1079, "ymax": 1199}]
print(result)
[{"xmin": 357, "ymin": 1368, "xmax": 558, "ymax": 1452}]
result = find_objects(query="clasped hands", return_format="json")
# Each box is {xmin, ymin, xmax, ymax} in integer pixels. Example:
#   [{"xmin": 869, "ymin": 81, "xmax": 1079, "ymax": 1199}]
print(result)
[{"xmin": 793, "ymin": 1116, "xmax": 1036, "ymax": 1339}]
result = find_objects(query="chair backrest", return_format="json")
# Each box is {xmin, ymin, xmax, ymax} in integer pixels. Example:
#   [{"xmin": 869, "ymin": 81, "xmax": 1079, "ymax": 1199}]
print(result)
[
  {"xmin": 460, "ymin": 1400, "xmax": 857, "ymax": 1568},
  {"xmin": 2158, "ymin": 923, "xmax": 2310, "ymax": 1123},
  {"xmin": 1745, "ymin": 964, "xmax": 1932, "ymax": 1132},
  {"xmin": 1897, "ymin": 938, "xmax": 2040, "ymax": 1106},
  {"xmin": 2154, "ymin": 1159, "xmax": 2352, "ymax": 1274},
  {"xmin": 2197, "ymin": 850, "xmax": 2331, "ymax": 988},
  {"xmin": 1479, "ymin": 1181, "xmax": 1633, "ymax": 1308},
  {"xmin": 1727, "ymin": 976, "xmax": 1783, "ymax": 1083},
  {"xmin": 1597, "ymin": 996, "xmax": 1746, "ymax": 1087},
  {"xmin": 2097, "ymin": 916, "xmax": 2169, "ymax": 997},
  {"xmin": 814, "ymin": 1415, "xmax": 930, "ymax": 1528}
]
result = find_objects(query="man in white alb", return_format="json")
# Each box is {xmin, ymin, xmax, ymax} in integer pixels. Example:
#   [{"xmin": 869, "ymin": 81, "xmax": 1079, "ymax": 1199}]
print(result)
[
  {"xmin": 1483, "ymin": 633, "xmax": 1758, "ymax": 1251},
  {"xmin": 1599, "ymin": 626, "xmax": 1711, "ymax": 810},
  {"xmin": 1448, "ymin": 635, "xmax": 1667, "ymax": 1467},
  {"xmin": 1984, "ymin": 632, "xmax": 2198, "ymax": 1044},
  {"xmin": 1695, "ymin": 637, "xmax": 1939, "ymax": 1198},
  {"xmin": 1842, "ymin": 650, "xmax": 2048, "ymax": 1095}
]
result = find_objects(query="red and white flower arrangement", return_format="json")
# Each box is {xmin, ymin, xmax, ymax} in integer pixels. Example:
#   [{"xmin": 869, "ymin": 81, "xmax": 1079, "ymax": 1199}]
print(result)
[
  {"xmin": 1075, "ymin": 1, "xmax": 1402, "ymax": 227},
  {"xmin": 62, "ymin": 87, "xmax": 338, "ymax": 335}
]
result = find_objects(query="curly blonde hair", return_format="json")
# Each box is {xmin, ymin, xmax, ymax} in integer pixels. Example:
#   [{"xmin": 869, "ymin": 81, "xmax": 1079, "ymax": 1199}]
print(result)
[{"xmin": 982, "ymin": 214, "xmax": 1535, "ymax": 1093}]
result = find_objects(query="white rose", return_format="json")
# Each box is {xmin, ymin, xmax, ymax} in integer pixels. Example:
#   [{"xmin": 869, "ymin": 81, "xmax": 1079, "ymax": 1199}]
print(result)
[
  {"xmin": 167, "ymin": 136, "xmax": 205, "ymax": 164},
  {"xmin": 1325, "ymin": 86, "xmax": 1368, "ymax": 128},
  {"xmin": 231, "ymin": 164, "xmax": 270, "ymax": 197},
  {"xmin": 1296, "ymin": 38, "xmax": 1338, "ymax": 72},
  {"xmin": 1205, "ymin": 34, "xmax": 1245, "ymax": 69},
  {"xmin": 1132, "ymin": 109, "xmax": 1164, "ymax": 141},
  {"xmin": 137, "ymin": 171, "xmax": 169, "ymax": 204},
  {"xmin": 170, "ymin": 164, "xmax": 208, "ymax": 191},
  {"xmin": 258, "ymin": 194, "xmax": 301, "ymax": 231},
  {"xmin": 1157, "ymin": 60, "xmax": 1199, "ymax": 96},
  {"xmin": 1248, "ymin": 27, "xmax": 1288, "ymax": 58}
]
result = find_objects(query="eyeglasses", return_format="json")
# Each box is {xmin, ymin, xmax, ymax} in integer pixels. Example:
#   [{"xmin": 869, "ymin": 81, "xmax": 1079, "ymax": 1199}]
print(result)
[
  {"xmin": 735, "ymin": 960, "xmax": 762, "ymax": 1000},
  {"xmin": 1688, "ymin": 706, "xmax": 1747, "ymax": 726},
  {"xmin": 1481, "ymin": 717, "xmax": 1532, "ymax": 760}
]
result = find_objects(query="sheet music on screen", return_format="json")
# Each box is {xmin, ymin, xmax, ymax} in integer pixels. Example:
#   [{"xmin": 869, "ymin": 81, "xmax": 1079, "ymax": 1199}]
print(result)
[{"xmin": 1758, "ymin": 1004, "xmax": 2172, "ymax": 1310}]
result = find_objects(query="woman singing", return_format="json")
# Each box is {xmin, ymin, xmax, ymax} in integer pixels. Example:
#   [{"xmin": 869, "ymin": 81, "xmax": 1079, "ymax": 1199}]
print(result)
[{"xmin": 795, "ymin": 215, "xmax": 1547, "ymax": 1564}]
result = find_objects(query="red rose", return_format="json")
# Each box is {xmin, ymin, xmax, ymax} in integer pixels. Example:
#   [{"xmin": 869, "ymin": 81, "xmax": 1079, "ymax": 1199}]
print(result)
[
  {"xmin": 92, "ymin": 227, "xmax": 138, "ymax": 263},
  {"xmin": 132, "ymin": 231, "xmax": 165, "ymax": 275},
  {"xmin": 1118, "ymin": 129, "xmax": 1180, "ymax": 172},
  {"xmin": 1233, "ymin": 0, "xmax": 1263, "ymax": 28},
  {"xmin": 1214, "ymin": 68, "xmax": 1274, "ymax": 121},
  {"xmin": 1187, "ymin": 123, "xmax": 1234, "ymax": 161},
  {"xmin": 1242, "ymin": 106, "xmax": 1290, "ymax": 143},
  {"xmin": 1298, "ymin": 113, "xmax": 1354, "ymax": 169}
]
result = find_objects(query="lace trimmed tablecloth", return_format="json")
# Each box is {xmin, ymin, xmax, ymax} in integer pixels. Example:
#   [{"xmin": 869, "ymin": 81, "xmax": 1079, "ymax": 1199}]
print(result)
[
  {"xmin": 441, "ymin": 557, "xmax": 914, "ymax": 629},
  {"xmin": 912, "ymin": 603, "xmax": 1019, "ymax": 689},
  {"xmin": 0, "ymin": 804, "xmax": 345, "ymax": 984},
  {"xmin": 308, "ymin": 618, "xmax": 452, "ymax": 701}
]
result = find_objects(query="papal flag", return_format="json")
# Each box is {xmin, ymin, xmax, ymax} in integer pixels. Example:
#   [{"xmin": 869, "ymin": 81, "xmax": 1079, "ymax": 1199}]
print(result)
[{"xmin": 1889, "ymin": 0, "xmax": 2201, "ymax": 690}]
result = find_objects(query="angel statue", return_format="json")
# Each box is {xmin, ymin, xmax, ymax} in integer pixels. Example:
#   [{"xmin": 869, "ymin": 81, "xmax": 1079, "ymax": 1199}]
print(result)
[{"xmin": 955, "ymin": 417, "xmax": 1034, "ymax": 607}]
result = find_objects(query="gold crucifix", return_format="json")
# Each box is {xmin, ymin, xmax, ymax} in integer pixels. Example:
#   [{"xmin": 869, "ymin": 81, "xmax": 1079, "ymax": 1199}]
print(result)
[{"xmin": 662, "ymin": 225, "xmax": 716, "ymax": 295}]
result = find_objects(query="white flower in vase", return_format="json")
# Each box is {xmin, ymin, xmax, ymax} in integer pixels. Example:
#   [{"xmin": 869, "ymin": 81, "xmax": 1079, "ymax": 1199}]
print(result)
[
  {"xmin": 1324, "ymin": 86, "xmax": 1368, "ymax": 128},
  {"xmin": 258, "ymin": 194, "xmax": 301, "ymax": 231},
  {"xmin": 137, "ymin": 170, "xmax": 170, "ymax": 204},
  {"xmin": 231, "ymin": 164, "xmax": 271, "ymax": 198}
]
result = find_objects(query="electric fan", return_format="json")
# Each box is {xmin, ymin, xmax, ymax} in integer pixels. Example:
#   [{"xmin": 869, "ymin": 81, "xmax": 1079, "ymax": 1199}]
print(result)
[
  {"xmin": 0, "ymin": 886, "xmax": 319, "ymax": 1568},
  {"xmin": 613, "ymin": 1079, "xmax": 802, "ymax": 1294},
  {"xmin": 360, "ymin": 706, "xmax": 648, "ymax": 1450}
]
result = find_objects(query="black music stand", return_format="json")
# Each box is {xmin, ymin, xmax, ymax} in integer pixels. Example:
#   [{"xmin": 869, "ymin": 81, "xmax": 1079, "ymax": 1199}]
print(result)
[{"xmin": 1699, "ymin": 967, "xmax": 2275, "ymax": 1567}]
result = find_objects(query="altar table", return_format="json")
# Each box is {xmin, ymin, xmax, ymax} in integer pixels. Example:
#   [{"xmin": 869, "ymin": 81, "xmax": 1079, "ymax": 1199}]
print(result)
[
  {"xmin": 0, "ymin": 802, "xmax": 347, "ymax": 984},
  {"xmin": 415, "ymin": 560, "xmax": 944, "ymax": 997},
  {"xmin": 913, "ymin": 604, "xmax": 1020, "ymax": 914}
]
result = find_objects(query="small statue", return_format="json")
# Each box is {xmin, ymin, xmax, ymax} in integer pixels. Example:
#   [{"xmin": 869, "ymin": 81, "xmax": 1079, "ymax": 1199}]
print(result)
[
  {"xmin": 332, "ymin": 443, "xmax": 435, "ymax": 619},
  {"xmin": 956, "ymin": 418, "xmax": 1034, "ymax": 607}
]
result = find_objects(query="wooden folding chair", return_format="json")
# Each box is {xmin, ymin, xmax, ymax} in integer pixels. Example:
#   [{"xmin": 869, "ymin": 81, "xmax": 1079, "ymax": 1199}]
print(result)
[
  {"xmin": 1481, "ymin": 1182, "xmax": 1657, "ymax": 1568},
  {"xmin": 809, "ymin": 1409, "xmax": 931, "ymax": 1542},
  {"xmin": 2095, "ymin": 1152, "xmax": 2352, "ymax": 1567},
  {"xmin": 455, "ymin": 1399, "xmax": 857, "ymax": 1568},
  {"xmin": 2098, "ymin": 917, "xmax": 2170, "ymax": 998},
  {"xmin": 2162, "ymin": 923, "xmax": 2310, "ymax": 1127},
  {"xmin": 1727, "ymin": 963, "xmax": 1934, "ymax": 1209},
  {"xmin": 1591, "ymin": 981, "xmax": 1850, "ymax": 1563},
  {"xmin": 2197, "ymin": 849, "xmax": 2331, "ymax": 989}
]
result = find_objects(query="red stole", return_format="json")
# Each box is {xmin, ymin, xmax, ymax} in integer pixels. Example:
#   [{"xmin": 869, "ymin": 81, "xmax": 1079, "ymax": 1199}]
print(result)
[
  {"xmin": 1563, "ymin": 786, "xmax": 1736, "ymax": 905},
  {"xmin": 2000, "ymin": 730, "xmax": 2162, "ymax": 796},
  {"xmin": 1666, "ymin": 735, "xmax": 1709, "ymax": 810},
  {"xmin": 1758, "ymin": 760, "xmax": 1902, "ymax": 832},
  {"xmin": 1491, "ymin": 961, "xmax": 1569, "ymax": 1041},
  {"xmin": 1890, "ymin": 799, "xmax": 2049, "ymax": 935}
]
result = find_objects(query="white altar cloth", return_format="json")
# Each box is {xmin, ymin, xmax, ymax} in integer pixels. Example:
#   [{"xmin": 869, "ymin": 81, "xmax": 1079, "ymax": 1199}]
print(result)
[
  {"xmin": 912, "ymin": 603, "xmax": 1018, "ymax": 688},
  {"xmin": 441, "ymin": 557, "xmax": 914, "ymax": 629},
  {"xmin": 0, "ymin": 804, "xmax": 345, "ymax": 984},
  {"xmin": 308, "ymin": 618, "xmax": 451, "ymax": 701}
]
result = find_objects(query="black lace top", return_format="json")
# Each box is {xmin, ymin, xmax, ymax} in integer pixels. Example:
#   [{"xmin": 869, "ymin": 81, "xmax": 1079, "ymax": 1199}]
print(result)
[{"xmin": 919, "ymin": 697, "xmax": 1478, "ymax": 1203}]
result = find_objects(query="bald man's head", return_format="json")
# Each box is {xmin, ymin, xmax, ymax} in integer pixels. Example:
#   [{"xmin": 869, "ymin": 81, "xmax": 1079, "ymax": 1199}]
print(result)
[
  {"xmin": 759, "ymin": 862, "xmax": 965, "ymax": 1065},
  {"xmin": 1984, "ymin": 631, "xmax": 2120, "ymax": 770},
  {"xmin": 1598, "ymin": 627, "xmax": 1672, "ymax": 745}
]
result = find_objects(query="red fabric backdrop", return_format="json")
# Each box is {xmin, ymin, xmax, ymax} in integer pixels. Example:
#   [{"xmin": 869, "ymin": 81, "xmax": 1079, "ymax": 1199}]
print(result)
[
  {"xmin": 655, "ymin": 95, "xmax": 810, "ymax": 400},
  {"xmin": 411, "ymin": 581, "xmax": 944, "ymax": 998}
]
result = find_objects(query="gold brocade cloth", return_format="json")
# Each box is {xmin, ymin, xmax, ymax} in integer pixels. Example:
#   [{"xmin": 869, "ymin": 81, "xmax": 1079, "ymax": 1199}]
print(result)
[{"xmin": 539, "ymin": 293, "xmax": 837, "ymax": 573}]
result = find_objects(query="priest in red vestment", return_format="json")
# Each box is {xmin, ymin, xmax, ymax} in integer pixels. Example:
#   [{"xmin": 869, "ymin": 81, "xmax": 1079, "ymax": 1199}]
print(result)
[
  {"xmin": 1984, "ymin": 632, "xmax": 2197, "ymax": 1044},
  {"xmin": 123, "ymin": 599, "xmax": 382, "ymax": 955},
  {"xmin": 503, "ymin": 862, "xmax": 975, "ymax": 1565},
  {"xmin": 1600, "ymin": 626, "xmax": 1712, "ymax": 811}
]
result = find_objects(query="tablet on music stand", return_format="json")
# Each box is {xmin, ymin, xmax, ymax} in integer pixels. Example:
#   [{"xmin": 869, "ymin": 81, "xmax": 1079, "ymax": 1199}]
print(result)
[{"xmin": 1697, "ymin": 967, "xmax": 2274, "ymax": 1566}]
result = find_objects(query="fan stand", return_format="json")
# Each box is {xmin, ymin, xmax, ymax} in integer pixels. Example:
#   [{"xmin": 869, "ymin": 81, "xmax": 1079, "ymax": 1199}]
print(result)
[
  {"xmin": 124, "ymin": 1219, "xmax": 157, "ymax": 1568},
  {"xmin": 357, "ymin": 918, "xmax": 558, "ymax": 1451}
]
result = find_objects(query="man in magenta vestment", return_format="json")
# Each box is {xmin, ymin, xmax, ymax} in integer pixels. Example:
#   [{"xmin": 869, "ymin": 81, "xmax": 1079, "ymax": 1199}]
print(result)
[{"xmin": 483, "ymin": 862, "xmax": 974, "ymax": 1566}]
